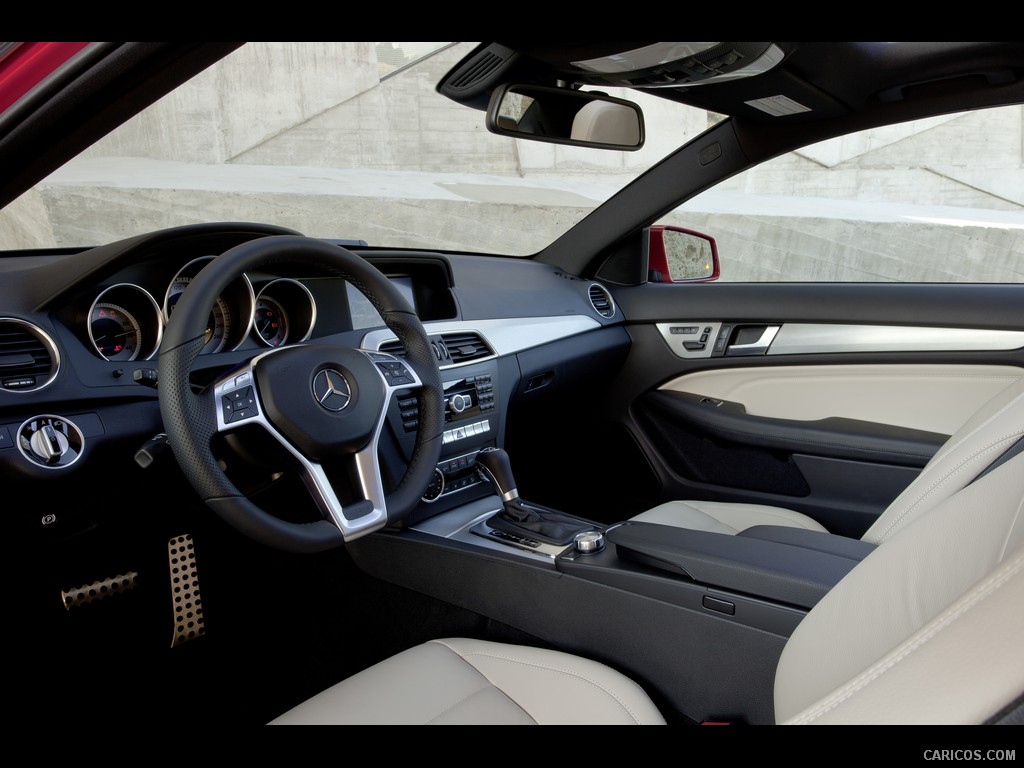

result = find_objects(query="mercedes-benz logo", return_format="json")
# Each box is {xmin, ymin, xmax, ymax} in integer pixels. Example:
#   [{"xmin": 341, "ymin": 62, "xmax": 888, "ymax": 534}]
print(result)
[{"xmin": 312, "ymin": 369, "xmax": 352, "ymax": 412}]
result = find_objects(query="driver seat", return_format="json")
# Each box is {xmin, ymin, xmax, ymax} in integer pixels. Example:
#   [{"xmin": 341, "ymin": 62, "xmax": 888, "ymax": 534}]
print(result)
[
  {"xmin": 630, "ymin": 376, "xmax": 1024, "ymax": 543},
  {"xmin": 269, "ymin": 445, "xmax": 1024, "ymax": 725}
]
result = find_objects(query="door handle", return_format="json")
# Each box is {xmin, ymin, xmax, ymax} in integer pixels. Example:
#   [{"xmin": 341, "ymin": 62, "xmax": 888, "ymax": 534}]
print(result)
[{"xmin": 726, "ymin": 325, "xmax": 780, "ymax": 356}]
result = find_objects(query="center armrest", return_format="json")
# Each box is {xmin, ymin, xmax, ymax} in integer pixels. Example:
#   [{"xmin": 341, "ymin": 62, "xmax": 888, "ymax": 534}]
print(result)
[{"xmin": 604, "ymin": 522, "xmax": 875, "ymax": 609}]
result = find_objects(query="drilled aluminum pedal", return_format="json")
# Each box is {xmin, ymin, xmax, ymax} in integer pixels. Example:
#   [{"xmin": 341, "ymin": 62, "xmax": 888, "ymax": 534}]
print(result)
[
  {"xmin": 168, "ymin": 534, "xmax": 205, "ymax": 648},
  {"xmin": 61, "ymin": 572, "xmax": 138, "ymax": 610}
]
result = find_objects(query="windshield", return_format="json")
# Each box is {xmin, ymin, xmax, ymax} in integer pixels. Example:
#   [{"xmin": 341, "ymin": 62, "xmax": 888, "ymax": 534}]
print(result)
[
  {"xmin": 5, "ymin": 41, "xmax": 1019, "ymax": 281},
  {"xmin": 1, "ymin": 42, "xmax": 698, "ymax": 256}
]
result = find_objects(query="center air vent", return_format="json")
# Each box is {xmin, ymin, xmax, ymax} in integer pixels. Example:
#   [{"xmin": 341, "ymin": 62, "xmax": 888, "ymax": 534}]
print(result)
[
  {"xmin": 442, "ymin": 332, "xmax": 492, "ymax": 363},
  {"xmin": 0, "ymin": 319, "xmax": 60, "ymax": 393},
  {"xmin": 588, "ymin": 284, "xmax": 616, "ymax": 319},
  {"xmin": 379, "ymin": 331, "xmax": 493, "ymax": 367}
]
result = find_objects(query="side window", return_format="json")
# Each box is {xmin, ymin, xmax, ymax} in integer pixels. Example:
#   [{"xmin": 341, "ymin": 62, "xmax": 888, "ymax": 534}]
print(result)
[{"xmin": 659, "ymin": 105, "xmax": 1023, "ymax": 283}]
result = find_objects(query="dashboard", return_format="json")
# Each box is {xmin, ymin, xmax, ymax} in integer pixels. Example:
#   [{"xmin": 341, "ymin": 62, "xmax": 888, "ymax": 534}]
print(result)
[
  {"xmin": 0, "ymin": 223, "xmax": 626, "ymax": 536},
  {"xmin": 56, "ymin": 234, "xmax": 460, "ymax": 371}
]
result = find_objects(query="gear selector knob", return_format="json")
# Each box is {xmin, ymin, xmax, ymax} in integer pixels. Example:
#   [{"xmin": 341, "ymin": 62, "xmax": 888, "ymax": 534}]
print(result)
[{"xmin": 475, "ymin": 447, "xmax": 519, "ymax": 502}]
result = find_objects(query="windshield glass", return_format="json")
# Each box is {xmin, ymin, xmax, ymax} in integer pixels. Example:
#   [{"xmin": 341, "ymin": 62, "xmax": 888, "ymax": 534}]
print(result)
[{"xmin": 1, "ymin": 42, "xmax": 699, "ymax": 255}]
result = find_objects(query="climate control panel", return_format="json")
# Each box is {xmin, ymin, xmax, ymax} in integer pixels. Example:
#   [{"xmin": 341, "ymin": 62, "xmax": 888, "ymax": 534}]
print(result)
[{"xmin": 422, "ymin": 449, "xmax": 485, "ymax": 502}]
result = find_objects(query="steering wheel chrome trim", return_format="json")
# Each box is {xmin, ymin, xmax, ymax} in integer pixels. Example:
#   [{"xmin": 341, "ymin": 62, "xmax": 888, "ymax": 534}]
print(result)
[{"xmin": 212, "ymin": 349, "xmax": 423, "ymax": 541}]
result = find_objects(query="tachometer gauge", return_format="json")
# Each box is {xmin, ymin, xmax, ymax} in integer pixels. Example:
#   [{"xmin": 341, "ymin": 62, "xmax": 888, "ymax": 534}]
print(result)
[{"xmin": 90, "ymin": 302, "xmax": 142, "ymax": 361}]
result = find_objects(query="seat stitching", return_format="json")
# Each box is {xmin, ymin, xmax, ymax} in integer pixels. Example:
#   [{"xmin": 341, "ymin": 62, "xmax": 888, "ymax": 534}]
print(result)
[
  {"xmin": 433, "ymin": 641, "xmax": 645, "ymax": 724},
  {"xmin": 787, "ymin": 552, "xmax": 1024, "ymax": 724},
  {"xmin": 423, "ymin": 678, "xmax": 537, "ymax": 725},
  {"xmin": 648, "ymin": 502, "xmax": 738, "ymax": 533},
  {"xmin": 996, "ymin": 495, "xmax": 1024, "ymax": 564},
  {"xmin": 702, "ymin": 504, "xmax": 823, "ymax": 530},
  {"xmin": 875, "ymin": 432, "xmax": 1023, "ymax": 543}
]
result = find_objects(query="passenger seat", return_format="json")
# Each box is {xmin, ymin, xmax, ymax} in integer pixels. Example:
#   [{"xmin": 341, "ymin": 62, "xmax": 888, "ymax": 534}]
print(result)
[{"xmin": 631, "ymin": 376, "xmax": 1024, "ymax": 544}]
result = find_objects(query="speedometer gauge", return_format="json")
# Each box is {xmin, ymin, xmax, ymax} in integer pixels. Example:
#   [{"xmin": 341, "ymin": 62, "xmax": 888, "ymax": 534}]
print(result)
[
  {"xmin": 166, "ymin": 276, "xmax": 231, "ymax": 353},
  {"xmin": 163, "ymin": 256, "xmax": 255, "ymax": 355}
]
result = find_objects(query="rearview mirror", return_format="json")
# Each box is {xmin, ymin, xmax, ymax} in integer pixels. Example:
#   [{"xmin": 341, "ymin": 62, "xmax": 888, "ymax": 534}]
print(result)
[
  {"xmin": 645, "ymin": 225, "xmax": 720, "ymax": 283},
  {"xmin": 486, "ymin": 84, "xmax": 644, "ymax": 151}
]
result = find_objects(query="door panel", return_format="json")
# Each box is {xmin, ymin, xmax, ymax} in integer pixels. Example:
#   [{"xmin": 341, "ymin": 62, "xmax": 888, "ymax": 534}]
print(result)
[
  {"xmin": 657, "ymin": 364, "xmax": 1024, "ymax": 435},
  {"xmin": 603, "ymin": 283, "xmax": 1024, "ymax": 538}
]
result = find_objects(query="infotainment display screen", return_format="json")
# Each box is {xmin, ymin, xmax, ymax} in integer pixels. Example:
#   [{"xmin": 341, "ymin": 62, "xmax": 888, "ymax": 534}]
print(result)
[{"xmin": 348, "ymin": 276, "xmax": 416, "ymax": 330}]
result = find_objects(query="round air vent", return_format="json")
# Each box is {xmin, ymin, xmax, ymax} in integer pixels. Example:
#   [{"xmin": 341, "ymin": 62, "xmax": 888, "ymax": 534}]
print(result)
[
  {"xmin": 588, "ymin": 283, "xmax": 616, "ymax": 319},
  {"xmin": 0, "ymin": 318, "xmax": 60, "ymax": 393}
]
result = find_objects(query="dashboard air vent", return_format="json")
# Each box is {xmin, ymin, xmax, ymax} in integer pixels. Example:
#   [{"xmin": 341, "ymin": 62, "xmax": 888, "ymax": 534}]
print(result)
[
  {"xmin": 379, "ymin": 339, "xmax": 405, "ymax": 356},
  {"xmin": 378, "ymin": 332, "xmax": 492, "ymax": 366},
  {"xmin": 0, "ymin": 319, "xmax": 60, "ymax": 392},
  {"xmin": 442, "ymin": 332, "xmax": 492, "ymax": 363},
  {"xmin": 588, "ymin": 284, "xmax": 616, "ymax": 318}
]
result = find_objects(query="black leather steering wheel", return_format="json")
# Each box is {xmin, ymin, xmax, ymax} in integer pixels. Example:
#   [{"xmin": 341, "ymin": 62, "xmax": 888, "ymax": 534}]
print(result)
[{"xmin": 158, "ymin": 235, "xmax": 444, "ymax": 553}]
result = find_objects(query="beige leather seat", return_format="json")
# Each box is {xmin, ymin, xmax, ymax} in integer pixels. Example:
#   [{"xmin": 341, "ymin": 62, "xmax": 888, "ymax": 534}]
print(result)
[
  {"xmin": 632, "ymin": 376, "xmax": 1024, "ymax": 544},
  {"xmin": 570, "ymin": 100, "xmax": 641, "ymax": 146},
  {"xmin": 270, "ymin": 444, "xmax": 1024, "ymax": 725},
  {"xmin": 271, "ymin": 637, "xmax": 666, "ymax": 725}
]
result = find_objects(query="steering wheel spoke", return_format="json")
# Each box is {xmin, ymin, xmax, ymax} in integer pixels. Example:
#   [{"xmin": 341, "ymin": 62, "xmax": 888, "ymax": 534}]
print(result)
[{"xmin": 213, "ymin": 349, "xmax": 425, "ymax": 541}]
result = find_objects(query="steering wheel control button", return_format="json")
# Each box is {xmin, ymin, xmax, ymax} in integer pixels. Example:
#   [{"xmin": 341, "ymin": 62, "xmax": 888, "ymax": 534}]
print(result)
[
  {"xmin": 17, "ymin": 415, "xmax": 84, "ymax": 469},
  {"xmin": 312, "ymin": 369, "xmax": 352, "ymax": 412},
  {"xmin": 376, "ymin": 360, "xmax": 414, "ymax": 386},
  {"xmin": 222, "ymin": 386, "xmax": 259, "ymax": 423}
]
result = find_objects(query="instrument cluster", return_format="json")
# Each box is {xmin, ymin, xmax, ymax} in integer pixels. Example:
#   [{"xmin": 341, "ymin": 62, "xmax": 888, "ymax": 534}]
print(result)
[{"xmin": 84, "ymin": 256, "xmax": 318, "ymax": 362}]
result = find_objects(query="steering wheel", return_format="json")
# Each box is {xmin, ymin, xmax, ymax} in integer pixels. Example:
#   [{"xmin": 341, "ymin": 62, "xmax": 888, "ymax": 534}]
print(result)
[{"xmin": 158, "ymin": 235, "xmax": 444, "ymax": 553}]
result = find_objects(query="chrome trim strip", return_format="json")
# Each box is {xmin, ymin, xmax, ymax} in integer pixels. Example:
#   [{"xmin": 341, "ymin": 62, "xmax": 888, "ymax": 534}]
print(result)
[
  {"xmin": 768, "ymin": 324, "xmax": 1024, "ymax": 356},
  {"xmin": 361, "ymin": 315, "xmax": 601, "ymax": 368}
]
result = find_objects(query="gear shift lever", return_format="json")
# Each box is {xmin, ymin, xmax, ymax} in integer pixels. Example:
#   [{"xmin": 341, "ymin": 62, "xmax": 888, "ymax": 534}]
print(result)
[
  {"xmin": 476, "ymin": 447, "xmax": 597, "ymax": 546},
  {"xmin": 475, "ymin": 447, "xmax": 520, "ymax": 503}
]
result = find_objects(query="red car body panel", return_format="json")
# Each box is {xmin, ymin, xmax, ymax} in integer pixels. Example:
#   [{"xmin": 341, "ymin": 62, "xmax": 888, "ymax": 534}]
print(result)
[{"xmin": 0, "ymin": 41, "xmax": 88, "ymax": 114}]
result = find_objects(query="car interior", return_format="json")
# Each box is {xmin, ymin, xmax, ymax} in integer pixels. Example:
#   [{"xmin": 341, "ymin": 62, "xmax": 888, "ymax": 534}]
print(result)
[{"xmin": 1, "ymin": 42, "xmax": 1022, "ymax": 727}]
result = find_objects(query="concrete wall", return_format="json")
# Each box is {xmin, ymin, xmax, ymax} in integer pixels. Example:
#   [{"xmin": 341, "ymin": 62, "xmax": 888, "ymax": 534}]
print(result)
[{"xmin": 2, "ymin": 42, "xmax": 1021, "ymax": 283}]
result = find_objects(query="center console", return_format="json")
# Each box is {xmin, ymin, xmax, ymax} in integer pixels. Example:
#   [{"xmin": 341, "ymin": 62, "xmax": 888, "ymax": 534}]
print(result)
[
  {"xmin": 385, "ymin": 355, "xmax": 508, "ymax": 522},
  {"xmin": 348, "ymin": 442, "xmax": 878, "ymax": 724}
]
